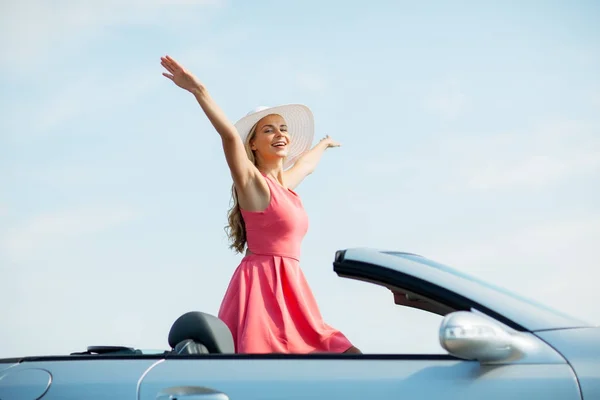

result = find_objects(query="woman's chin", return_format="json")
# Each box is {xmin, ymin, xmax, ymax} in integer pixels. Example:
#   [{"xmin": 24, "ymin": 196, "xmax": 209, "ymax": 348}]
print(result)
[
  {"xmin": 259, "ymin": 149, "xmax": 288, "ymax": 164},
  {"xmin": 272, "ymin": 150, "xmax": 289, "ymax": 158}
]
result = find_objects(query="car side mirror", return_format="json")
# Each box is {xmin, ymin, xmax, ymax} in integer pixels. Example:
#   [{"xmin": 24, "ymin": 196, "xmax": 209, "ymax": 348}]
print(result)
[{"xmin": 439, "ymin": 311, "xmax": 525, "ymax": 363}]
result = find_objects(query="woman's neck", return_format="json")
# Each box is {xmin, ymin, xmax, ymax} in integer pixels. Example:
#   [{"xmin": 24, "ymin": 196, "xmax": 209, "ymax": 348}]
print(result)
[{"xmin": 258, "ymin": 162, "xmax": 285, "ymax": 185}]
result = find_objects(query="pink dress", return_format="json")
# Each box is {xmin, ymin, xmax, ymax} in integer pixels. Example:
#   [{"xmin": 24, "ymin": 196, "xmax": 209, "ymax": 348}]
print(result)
[{"xmin": 218, "ymin": 173, "xmax": 353, "ymax": 354}]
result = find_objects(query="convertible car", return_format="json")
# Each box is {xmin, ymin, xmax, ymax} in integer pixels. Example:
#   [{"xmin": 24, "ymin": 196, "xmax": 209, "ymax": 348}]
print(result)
[{"xmin": 1, "ymin": 248, "xmax": 599, "ymax": 399}]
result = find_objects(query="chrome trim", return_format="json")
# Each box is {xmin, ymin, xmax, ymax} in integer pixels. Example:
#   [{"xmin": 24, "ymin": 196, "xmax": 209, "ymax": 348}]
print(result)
[
  {"xmin": 38, "ymin": 368, "xmax": 52, "ymax": 400},
  {"xmin": 136, "ymin": 359, "xmax": 165, "ymax": 400}
]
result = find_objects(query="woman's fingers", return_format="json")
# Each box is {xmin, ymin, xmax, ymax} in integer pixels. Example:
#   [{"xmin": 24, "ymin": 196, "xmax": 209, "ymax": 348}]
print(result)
[
  {"xmin": 165, "ymin": 55, "xmax": 180, "ymax": 67},
  {"xmin": 160, "ymin": 56, "xmax": 175, "ymax": 68},
  {"xmin": 164, "ymin": 55, "xmax": 183, "ymax": 72},
  {"xmin": 160, "ymin": 55, "xmax": 195, "ymax": 88},
  {"xmin": 161, "ymin": 59, "xmax": 175, "ymax": 74}
]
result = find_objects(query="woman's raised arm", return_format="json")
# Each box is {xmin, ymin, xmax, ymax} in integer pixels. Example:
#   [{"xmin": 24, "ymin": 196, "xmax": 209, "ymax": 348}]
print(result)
[{"xmin": 161, "ymin": 55, "xmax": 256, "ymax": 189}]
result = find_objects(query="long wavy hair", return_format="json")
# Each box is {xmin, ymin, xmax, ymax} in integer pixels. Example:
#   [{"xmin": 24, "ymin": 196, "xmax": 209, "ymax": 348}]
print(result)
[{"xmin": 225, "ymin": 122, "xmax": 259, "ymax": 253}]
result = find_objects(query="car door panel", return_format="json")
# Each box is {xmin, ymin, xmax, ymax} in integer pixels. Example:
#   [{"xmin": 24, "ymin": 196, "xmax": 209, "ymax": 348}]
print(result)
[
  {"xmin": 1, "ymin": 358, "xmax": 160, "ymax": 400},
  {"xmin": 139, "ymin": 357, "xmax": 581, "ymax": 400},
  {"xmin": 0, "ymin": 361, "xmax": 17, "ymax": 373}
]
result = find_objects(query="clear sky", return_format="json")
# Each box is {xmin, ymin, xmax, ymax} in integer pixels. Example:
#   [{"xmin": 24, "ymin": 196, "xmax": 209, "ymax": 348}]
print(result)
[{"xmin": 1, "ymin": 0, "xmax": 599, "ymax": 357}]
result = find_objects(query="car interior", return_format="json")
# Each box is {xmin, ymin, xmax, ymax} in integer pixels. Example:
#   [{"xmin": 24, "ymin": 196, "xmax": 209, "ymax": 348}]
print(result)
[
  {"xmin": 69, "ymin": 285, "xmax": 456, "ymax": 357},
  {"xmin": 69, "ymin": 311, "xmax": 235, "ymax": 356}
]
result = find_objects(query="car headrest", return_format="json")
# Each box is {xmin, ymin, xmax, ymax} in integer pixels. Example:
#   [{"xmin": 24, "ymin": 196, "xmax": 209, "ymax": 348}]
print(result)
[
  {"xmin": 168, "ymin": 311, "xmax": 235, "ymax": 354},
  {"xmin": 174, "ymin": 339, "xmax": 209, "ymax": 355}
]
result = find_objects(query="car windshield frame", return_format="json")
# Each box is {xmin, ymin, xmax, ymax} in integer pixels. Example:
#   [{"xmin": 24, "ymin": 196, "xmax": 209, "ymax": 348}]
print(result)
[{"xmin": 383, "ymin": 251, "xmax": 589, "ymax": 329}]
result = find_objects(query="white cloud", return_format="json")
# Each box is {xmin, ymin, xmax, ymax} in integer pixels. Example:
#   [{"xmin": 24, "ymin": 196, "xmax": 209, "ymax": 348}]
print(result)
[
  {"xmin": 431, "ymin": 214, "xmax": 600, "ymax": 323},
  {"xmin": 424, "ymin": 79, "xmax": 468, "ymax": 120},
  {"xmin": 1, "ymin": 70, "xmax": 158, "ymax": 140},
  {"xmin": 1, "ymin": 205, "xmax": 140, "ymax": 263},
  {"xmin": 0, "ymin": 0, "xmax": 234, "ymax": 137},
  {"xmin": 34, "ymin": 68, "xmax": 158, "ymax": 133},
  {"xmin": 436, "ymin": 214, "xmax": 600, "ymax": 268},
  {"xmin": 369, "ymin": 118, "xmax": 600, "ymax": 191},
  {"xmin": 458, "ymin": 119, "xmax": 600, "ymax": 190},
  {"xmin": 0, "ymin": 0, "xmax": 225, "ymax": 70},
  {"xmin": 466, "ymin": 153, "xmax": 599, "ymax": 190}
]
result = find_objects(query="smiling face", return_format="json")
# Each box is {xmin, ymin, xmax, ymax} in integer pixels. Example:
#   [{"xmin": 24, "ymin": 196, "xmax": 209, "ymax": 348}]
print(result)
[{"xmin": 249, "ymin": 114, "xmax": 290, "ymax": 166}]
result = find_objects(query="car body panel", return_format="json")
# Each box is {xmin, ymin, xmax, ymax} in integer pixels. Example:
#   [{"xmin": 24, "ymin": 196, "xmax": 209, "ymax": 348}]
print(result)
[
  {"xmin": 139, "ymin": 356, "xmax": 581, "ymax": 400},
  {"xmin": 0, "ymin": 357, "xmax": 161, "ymax": 399},
  {"xmin": 0, "ymin": 367, "xmax": 52, "ymax": 399},
  {"xmin": 536, "ymin": 327, "xmax": 600, "ymax": 400},
  {"xmin": 335, "ymin": 249, "xmax": 590, "ymax": 331},
  {"xmin": 0, "ymin": 360, "xmax": 18, "ymax": 373}
]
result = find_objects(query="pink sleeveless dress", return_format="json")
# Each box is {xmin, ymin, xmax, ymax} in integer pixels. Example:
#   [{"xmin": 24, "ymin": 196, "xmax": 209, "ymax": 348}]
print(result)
[{"xmin": 217, "ymin": 173, "xmax": 353, "ymax": 354}]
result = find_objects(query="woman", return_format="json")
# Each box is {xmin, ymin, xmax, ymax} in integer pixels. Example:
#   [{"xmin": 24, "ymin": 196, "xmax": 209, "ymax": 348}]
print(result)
[{"xmin": 161, "ymin": 55, "xmax": 360, "ymax": 354}]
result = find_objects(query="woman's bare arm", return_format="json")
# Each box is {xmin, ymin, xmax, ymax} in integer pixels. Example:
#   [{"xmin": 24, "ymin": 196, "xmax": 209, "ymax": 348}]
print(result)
[
  {"xmin": 284, "ymin": 136, "xmax": 340, "ymax": 189},
  {"xmin": 160, "ymin": 55, "xmax": 257, "ymax": 190}
]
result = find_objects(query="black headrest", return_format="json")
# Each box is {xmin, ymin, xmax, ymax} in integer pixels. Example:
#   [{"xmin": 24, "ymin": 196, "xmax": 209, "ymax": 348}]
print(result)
[
  {"xmin": 174, "ymin": 339, "xmax": 209, "ymax": 355},
  {"xmin": 168, "ymin": 311, "xmax": 235, "ymax": 354}
]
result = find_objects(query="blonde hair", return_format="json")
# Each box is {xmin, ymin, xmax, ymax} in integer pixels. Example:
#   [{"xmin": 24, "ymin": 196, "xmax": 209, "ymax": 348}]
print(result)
[{"xmin": 225, "ymin": 123, "xmax": 259, "ymax": 253}]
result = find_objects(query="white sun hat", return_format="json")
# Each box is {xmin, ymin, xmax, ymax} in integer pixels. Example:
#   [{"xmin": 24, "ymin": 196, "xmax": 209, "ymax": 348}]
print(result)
[{"xmin": 233, "ymin": 104, "xmax": 315, "ymax": 170}]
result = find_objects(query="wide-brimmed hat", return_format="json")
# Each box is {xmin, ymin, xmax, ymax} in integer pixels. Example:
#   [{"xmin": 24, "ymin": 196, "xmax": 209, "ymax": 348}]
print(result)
[{"xmin": 233, "ymin": 104, "xmax": 314, "ymax": 170}]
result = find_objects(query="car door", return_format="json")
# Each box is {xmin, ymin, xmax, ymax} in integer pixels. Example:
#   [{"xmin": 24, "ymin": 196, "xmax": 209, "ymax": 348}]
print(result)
[
  {"xmin": 138, "ymin": 248, "xmax": 583, "ymax": 400},
  {"xmin": 138, "ymin": 354, "xmax": 580, "ymax": 400},
  {"xmin": 0, "ymin": 357, "xmax": 161, "ymax": 399}
]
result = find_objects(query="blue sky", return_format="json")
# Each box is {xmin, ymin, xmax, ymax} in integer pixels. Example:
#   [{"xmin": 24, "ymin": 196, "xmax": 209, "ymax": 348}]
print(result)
[{"xmin": 1, "ymin": 0, "xmax": 599, "ymax": 357}]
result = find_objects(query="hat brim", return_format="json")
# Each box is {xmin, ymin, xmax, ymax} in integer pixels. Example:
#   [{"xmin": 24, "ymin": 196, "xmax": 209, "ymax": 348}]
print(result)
[{"xmin": 234, "ymin": 104, "xmax": 314, "ymax": 170}]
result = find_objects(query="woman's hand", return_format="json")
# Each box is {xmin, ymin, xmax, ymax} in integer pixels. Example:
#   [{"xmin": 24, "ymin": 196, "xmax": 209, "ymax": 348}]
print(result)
[
  {"xmin": 160, "ymin": 55, "xmax": 204, "ymax": 94},
  {"xmin": 320, "ymin": 135, "xmax": 341, "ymax": 148},
  {"xmin": 284, "ymin": 135, "xmax": 341, "ymax": 189}
]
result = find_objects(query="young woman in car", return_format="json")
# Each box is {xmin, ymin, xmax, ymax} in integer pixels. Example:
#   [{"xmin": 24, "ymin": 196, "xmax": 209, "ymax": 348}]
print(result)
[{"xmin": 160, "ymin": 55, "xmax": 361, "ymax": 354}]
